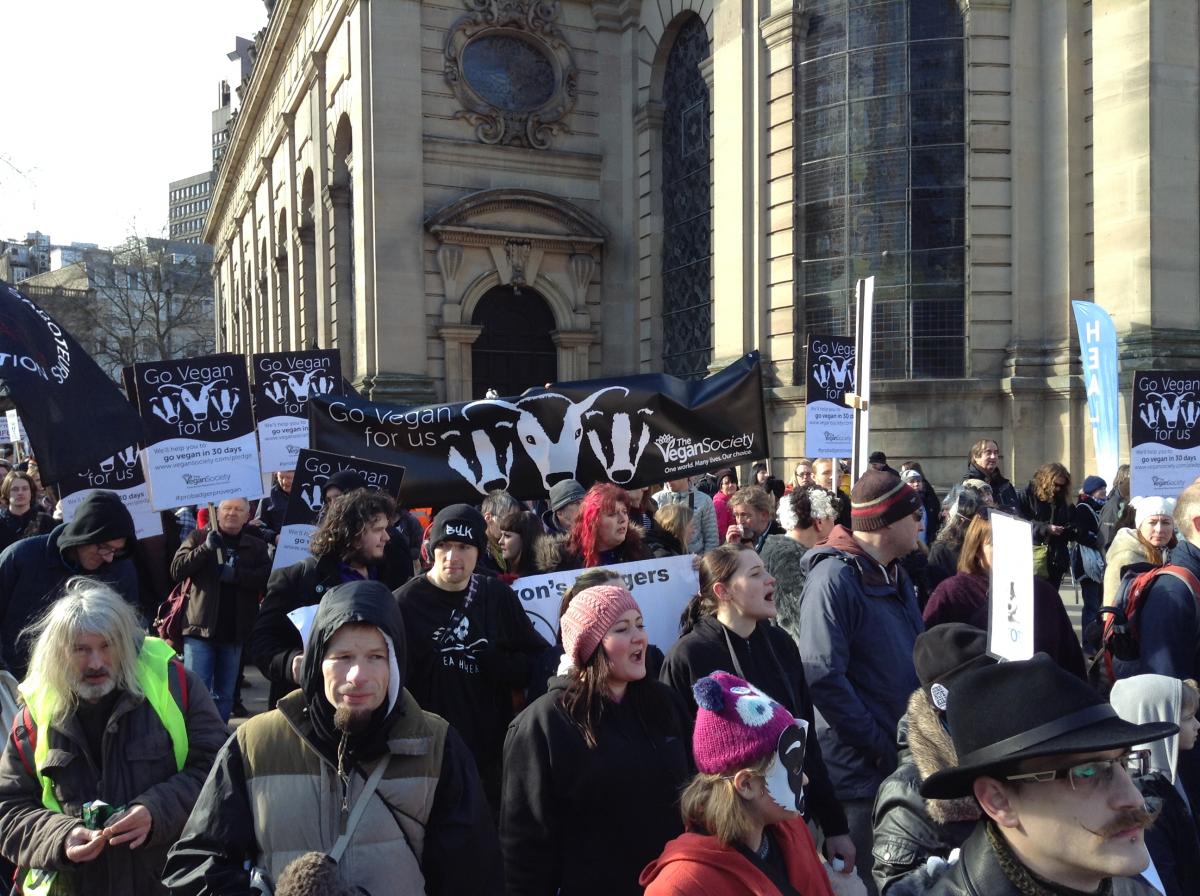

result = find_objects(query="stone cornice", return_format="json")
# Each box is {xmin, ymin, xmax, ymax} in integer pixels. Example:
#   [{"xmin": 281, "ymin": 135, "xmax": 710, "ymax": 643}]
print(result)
[
  {"xmin": 591, "ymin": 0, "xmax": 640, "ymax": 32},
  {"xmin": 760, "ymin": 9, "xmax": 808, "ymax": 51}
]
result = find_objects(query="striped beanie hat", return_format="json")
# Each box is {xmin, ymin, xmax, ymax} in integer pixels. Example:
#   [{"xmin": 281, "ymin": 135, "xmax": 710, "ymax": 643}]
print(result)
[{"xmin": 851, "ymin": 469, "xmax": 923, "ymax": 532}]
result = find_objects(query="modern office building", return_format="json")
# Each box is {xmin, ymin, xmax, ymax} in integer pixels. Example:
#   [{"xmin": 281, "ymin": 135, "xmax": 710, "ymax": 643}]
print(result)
[{"xmin": 203, "ymin": 0, "xmax": 1200, "ymax": 486}]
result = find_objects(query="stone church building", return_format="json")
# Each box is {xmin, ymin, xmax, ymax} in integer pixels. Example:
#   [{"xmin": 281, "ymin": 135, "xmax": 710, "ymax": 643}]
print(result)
[{"xmin": 204, "ymin": 0, "xmax": 1199, "ymax": 488}]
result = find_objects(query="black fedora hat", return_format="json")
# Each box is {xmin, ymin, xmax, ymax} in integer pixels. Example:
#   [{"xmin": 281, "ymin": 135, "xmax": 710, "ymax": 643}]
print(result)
[{"xmin": 921, "ymin": 654, "xmax": 1177, "ymax": 799}]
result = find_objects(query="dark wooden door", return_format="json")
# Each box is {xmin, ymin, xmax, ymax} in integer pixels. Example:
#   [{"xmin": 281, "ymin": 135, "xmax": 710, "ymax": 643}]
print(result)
[{"xmin": 471, "ymin": 286, "xmax": 558, "ymax": 399}]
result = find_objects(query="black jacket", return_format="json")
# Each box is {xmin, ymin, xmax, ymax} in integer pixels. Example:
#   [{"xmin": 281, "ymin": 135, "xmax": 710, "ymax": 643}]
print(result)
[
  {"xmin": 0, "ymin": 493, "xmax": 138, "ymax": 678},
  {"xmin": 500, "ymin": 676, "xmax": 692, "ymax": 896},
  {"xmin": 1071, "ymin": 495, "xmax": 1105, "ymax": 582},
  {"xmin": 170, "ymin": 527, "xmax": 272, "ymax": 643},
  {"xmin": 1112, "ymin": 538, "xmax": 1200, "ymax": 681},
  {"xmin": 1138, "ymin": 772, "xmax": 1200, "ymax": 896},
  {"xmin": 660, "ymin": 614, "xmax": 848, "ymax": 838},
  {"xmin": 394, "ymin": 572, "xmax": 549, "ymax": 805},
  {"xmin": 0, "ymin": 507, "xmax": 53, "ymax": 554},
  {"xmin": 871, "ymin": 691, "xmax": 978, "ymax": 894},
  {"xmin": 1018, "ymin": 483, "xmax": 1075, "ymax": 582},
  {"xmin": 963, "ymin": 463, "xmax": 1020, "ymax": 517},
  {"xmin": 250, "ymin": 553, "xmax": 344, "ymax": 707},
  {"xmin": 894, "ymin": 821, "xmax": 1160, "ymax": 896}
]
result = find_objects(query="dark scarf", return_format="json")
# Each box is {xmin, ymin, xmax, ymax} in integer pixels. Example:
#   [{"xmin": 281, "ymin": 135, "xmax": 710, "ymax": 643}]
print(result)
[
  {"xmin": 985, "ymin": 821, "xmax": 1114, "ymax": 896},
  {"xmin": 306, "ymin": 693, "xmax": 394, "ymax": 772}
]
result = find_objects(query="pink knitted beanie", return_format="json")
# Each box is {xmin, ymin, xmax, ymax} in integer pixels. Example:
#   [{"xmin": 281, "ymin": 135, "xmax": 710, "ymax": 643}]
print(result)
[
  {"xmin": 691, "ymin": 671, "xmax": 796, "ymax": 774},
  {"xmin": 560, "ymin": 584, "xmax": 640, "ymax": 667}
]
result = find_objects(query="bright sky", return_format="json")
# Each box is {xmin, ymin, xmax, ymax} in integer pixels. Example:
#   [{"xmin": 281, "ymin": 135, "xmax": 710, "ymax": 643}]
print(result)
[{"xmin": 0, "ymin": 1, "xmax": 268, "ymax": 249}]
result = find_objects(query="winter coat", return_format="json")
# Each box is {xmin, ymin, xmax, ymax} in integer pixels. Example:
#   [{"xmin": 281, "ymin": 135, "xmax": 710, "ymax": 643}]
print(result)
[
  {"xmin": 920, "ymin": 484, "xmax": 942, "ymax": 544},
  {"xmin": 892, "ymin": 821, "xmax": 1161, "ymax": 896},
  {"xmin": 1017, "ymin": 483, "xmax": 1075, "ymax": 584},
  {"xmin": 251, "ymin": 553, "xmax": 345, "ymax": 707},
  {"xmin": 0, "ymin": 657, "xmax": 226, "ymax": 896},
  {"xmin": 1098, "ymin": 494, "xmax": 1131, "ymax": 557},
  {"xmin": 761, "ymin": 534, "xmax": 811, "ymax": 645},
  {"xmin": 1070, "ymin": 495, "xmax": 1105, "ymax": 583},
  {"xmin": 652, "ymin": 487, "xmax": 719, "ymax": 553},
  {"xmin": 163, "ymin": 580, "xmax": 502, "ymax": 896},
  {"xmin": 0, "ymin": 507, "xmax": 54, "ymax": 553},
  {"xmin": 871, "ymin": 691, "xmax": 979, "ymax": 895},
  {"xmin": 535, "ymin": 531, "xmax": 650, "ymax": 572},
  {"xmin": 500, "ymin": 676, "xmax": 693, "ymax": 896},
  {"xmin": 640, "ymin": 817, "xmax": 835, "ymax": 896},
  {"xmin": 1111, "ymin": 538, "xmax": 1200, "ymax": 681},
  {"xmin": 660, "ymin": 614, "xmax": 847, "ymax": 838},
  {"xmin": 925, "ymin": 537, "xmax": 962, "ymax": 593},
  {"xmin": 643, "ymin": 525, "xmax": 687, "ymax": 558},
  {"xmin": 713, "ymin": 490, "xmax": 735, "ymax": 539},
  {"xmin": 0, "ymin": 507, "xmax": 139, "ymax": 679},
  {"xmin": 257, "ymin": 481, "xmax": 290, "ymax": 538},
  {"xmin": 794, "ymin": 526, "xmax": 924, "ymax": 800},
  {"xmin": 963, "ymin": 463, "xmax": 1021, "ymax": 516},
  {"xmin": 1103, "ymin": 526, "xmax": 1156, "ymax": 607},
  {"xmin": 169, "ymin": 527, "xmax": 271, "ymax": 642},
  {"xmin": 922, "ymin": 572, "xmax": 1085, "ymax": 678}
]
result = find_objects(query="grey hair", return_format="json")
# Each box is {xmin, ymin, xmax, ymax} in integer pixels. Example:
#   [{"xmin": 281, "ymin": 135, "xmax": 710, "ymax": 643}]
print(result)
[
  {"xmin": 22, "ymin": 577, "xmax": 146, "ymax": 723},
  {"xmin": 778, "ymin": 486, "xmax": 839, "ymax": 531},
  {"xmin": 481, "ymin": 490, "xmax": 521, "ymax": 519}
]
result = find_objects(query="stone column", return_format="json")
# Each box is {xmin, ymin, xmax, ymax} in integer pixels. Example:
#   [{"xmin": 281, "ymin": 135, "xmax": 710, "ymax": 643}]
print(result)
[
  {"xmin": 438, "ymin": 324, "xmax": 482, "ymax": 403},
  {"xmin": 551, "ymin": 329, "xmax": 597, "ymax": 381},
  {"xmin": 323, "ymin": 182, "xmax": 353, "ymax": 360}
]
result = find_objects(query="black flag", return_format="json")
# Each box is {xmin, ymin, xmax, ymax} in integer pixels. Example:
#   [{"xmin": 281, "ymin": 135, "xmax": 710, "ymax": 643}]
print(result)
[{"xmin": 0, "ymin": 281, "xmax": 145, "ymax": 482}]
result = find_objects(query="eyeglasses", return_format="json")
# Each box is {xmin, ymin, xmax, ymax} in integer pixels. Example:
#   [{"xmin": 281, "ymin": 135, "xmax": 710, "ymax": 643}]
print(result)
[
  {"xmin": 91, "ymin": 544, "xmax": 122, "ymax": 560},
  {"xmin": 1004, "ymin": 749, "xmax": 1149, "ymax": 792}
]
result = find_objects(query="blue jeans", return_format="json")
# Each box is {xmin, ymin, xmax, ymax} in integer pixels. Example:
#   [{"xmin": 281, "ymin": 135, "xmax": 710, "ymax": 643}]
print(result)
[{"xmin": 184, "ymin": 637, "xmax": 241, "ymax": 722}]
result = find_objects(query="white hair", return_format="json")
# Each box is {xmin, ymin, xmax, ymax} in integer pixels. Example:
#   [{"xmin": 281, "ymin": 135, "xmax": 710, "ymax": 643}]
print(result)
[{"xmin": 777, "ymin": 487, "xmax": 838, "ymax": 531}]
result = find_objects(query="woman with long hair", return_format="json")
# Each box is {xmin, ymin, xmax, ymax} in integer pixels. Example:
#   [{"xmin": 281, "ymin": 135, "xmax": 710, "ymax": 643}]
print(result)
[
  {"xmin": 644, "ymin": 503, "xmax": 695, "ymax": 558},
  {"xmin": 642, "ymin": 672, "xmax": 836, "ymax": 896},
  {"xmin": 923, "ymin": 514, "xmax": 1085, "ymax": 677},
  {"xmin": 1018, "ymin": 461, "xmax": 1076, "ymax": 589},
  {"xmin": 624, "ymin": 486, "xmax": 658, "ymax": 531},
  {"xmin": 0, "ymin": 470, "xmax": 53, "ymax": 553},
  {"xmin": 495, "ymin": 509, "xmax": 545, "ymax": 583},
  {"xmin": 538, "ymin": 483, "xmax": 649, "ymax": 572},
  {"xmin": 501, "ymin": 584, "xmax": 692, "ymax": 896},
  {"xmin": 1103, "ymin": 495, "xmax": 1178, "ymax": 606},
  {"xmin": 661, "ymin": 544, "xmax": 855, "ymax": 873}
]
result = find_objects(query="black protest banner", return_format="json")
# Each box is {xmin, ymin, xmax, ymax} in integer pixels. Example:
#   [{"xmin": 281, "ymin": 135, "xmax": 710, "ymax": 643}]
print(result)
[
  {"xmin": 804, "ymin": 334, "xmax": 855, "ymax": 459},
  {"xmin": 309, "ymin": 352, "xmax": 768, "ymax": 506},
  {"xmin": 58, "ymin": 445, "xmax": 163, "ymax": 539},
  {"xmin": 1130, "ymin": 369, "xmax": 1200, "ymax": 497},
  {"xmin": 0, "ymin": 281, "xmax": 144, "ymax": 482},
  {"xmin": 133, "ymin": 353, "xmax": 262, "ymax": 509},
  {"xmin": 272, "ymin": 449, "xmax": 405, "ymax": 571},
  {"xmin": 251, "ymin": 350, "xmax": 343, "ymax": 474}
]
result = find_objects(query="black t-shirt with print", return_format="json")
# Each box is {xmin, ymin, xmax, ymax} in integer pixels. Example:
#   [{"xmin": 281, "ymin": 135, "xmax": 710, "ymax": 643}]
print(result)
[{"xmin": 393, "ymin": 572, "xmax": 548, "ymax": 802}]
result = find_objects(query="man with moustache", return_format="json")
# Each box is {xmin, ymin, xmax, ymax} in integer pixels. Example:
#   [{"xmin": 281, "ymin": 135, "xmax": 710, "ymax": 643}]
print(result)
[
  {"xmin": 915, "ymin": 654, "xmax": 1171, "ymax": 895},
  {"xmin": 252, "ymin": 488, "xmax": 395, "ymax": 708},
  {"xmin": 0, "ymin": 580, "xmax": 225, "ymax": 896},
  {"xmin": 394, "ymin": 504, "xmax": 548, "ymax": 807},
  {"xmin": 163, "ymin": 579, "xmax": 500, "ymax": 895}
]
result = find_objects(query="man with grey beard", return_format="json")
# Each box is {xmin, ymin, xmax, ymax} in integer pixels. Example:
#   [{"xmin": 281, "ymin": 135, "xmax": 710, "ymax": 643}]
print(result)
[
  {"xmin": 165, "ymin": 579, "xmax": 502, "ymax": 896},
  {"xmin": 0, "ymin": 578, "xmax": 225, "ymax": 896}
]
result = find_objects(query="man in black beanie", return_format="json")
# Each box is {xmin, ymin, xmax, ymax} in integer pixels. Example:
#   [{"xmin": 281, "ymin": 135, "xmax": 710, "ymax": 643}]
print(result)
[
  {"xmin": 793, "ymin": 468, "xmax": 925, "ymax": 895},
  {"xmin": 394, "ymin": 504, "xmax": 548, "ymax": 808},
  {"xmin": 0, "ymin": 489, "xmax": 137, "ymax": 678}
]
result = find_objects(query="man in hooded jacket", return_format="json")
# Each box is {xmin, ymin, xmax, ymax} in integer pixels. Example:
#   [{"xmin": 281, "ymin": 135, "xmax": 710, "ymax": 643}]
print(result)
[
  {"xmin": 0, "ymin": 489, "xmax": 138, "ymax": 680},
  {"xmin": 162, "ymin": 579, "xmax": 501, "ymax": 895}
]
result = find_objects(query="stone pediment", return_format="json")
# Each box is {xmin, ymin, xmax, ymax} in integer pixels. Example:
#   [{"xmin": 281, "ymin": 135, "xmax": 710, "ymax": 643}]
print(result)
[{"xmin": 425, "ymin": 188, "xmax": 607, "ymax": 249}]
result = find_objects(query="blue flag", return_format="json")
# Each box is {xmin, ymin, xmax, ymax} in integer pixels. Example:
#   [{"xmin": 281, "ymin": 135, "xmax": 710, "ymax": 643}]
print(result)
[{"xmin": 1071, "ymin": 301, "xmax": 1120, "ymax": 484}]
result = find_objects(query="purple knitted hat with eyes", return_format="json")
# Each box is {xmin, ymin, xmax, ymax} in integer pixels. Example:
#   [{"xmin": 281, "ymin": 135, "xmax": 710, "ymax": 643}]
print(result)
[{"xmin": 691, "ymin": 671, "xmax": 796, "ymax": 774}]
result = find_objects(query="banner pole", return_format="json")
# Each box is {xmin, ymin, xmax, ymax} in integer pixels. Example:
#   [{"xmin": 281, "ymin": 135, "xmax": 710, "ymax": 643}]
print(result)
[{"xmin": 207, "ymin": 501, "xmax": 223, "ymax": 564}]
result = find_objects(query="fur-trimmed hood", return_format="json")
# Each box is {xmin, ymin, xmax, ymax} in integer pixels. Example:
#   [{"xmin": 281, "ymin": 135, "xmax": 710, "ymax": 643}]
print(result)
[
  {"xmin": 905, "ymin": 690, "xmax": 981, "ymax": 826},
  {"xmin": 1103, "ymin": 526, "xmax": 1153, "ymax": 606}
]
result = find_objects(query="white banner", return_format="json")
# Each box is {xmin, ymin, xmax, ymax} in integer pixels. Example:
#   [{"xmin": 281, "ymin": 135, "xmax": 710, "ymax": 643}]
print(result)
[
  {"xmin": 271, "ymin": 522, "xmax": 316, "ymax": 573},
  {"xmin": 139, "ymin": 433, "xmax": 264, "ymax": 510},
  {"xmin": 988, "ymin": 511, "xmax": 1035, "ymax": 661},
  {"xmin": 510, "ymin": 554, "xmax": 700, "ymax": 651},
  {"xmin": 61, "ymin": 483, "xmax": 163, "ymax": 540}
]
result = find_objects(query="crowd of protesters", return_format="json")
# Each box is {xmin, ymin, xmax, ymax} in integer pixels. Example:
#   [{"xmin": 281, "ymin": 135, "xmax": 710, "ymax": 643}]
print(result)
[{"xmin": 0, "ymin": 434, "xmax": 1193, "ymax": 896}]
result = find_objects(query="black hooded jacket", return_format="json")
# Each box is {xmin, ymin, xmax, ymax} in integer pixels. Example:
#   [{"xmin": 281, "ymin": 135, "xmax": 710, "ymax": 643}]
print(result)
[
  {"xmin": 162, "ymin": 580, "xmax": 503, "ymax": 895},
  {"xmin": 0, "ymin": 490, "xmax": 137, "ymax": 677}
]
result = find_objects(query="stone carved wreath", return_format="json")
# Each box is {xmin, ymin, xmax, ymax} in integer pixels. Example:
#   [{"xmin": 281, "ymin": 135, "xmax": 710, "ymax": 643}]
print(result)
[{"xmin": 444, "ymin": 0, "xmax": 578, "ymax": 149}]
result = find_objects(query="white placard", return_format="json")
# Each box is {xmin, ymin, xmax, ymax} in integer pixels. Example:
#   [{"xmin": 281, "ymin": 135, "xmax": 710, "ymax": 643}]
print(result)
[
  {"xmin": 271, "ymin": 522, "xmax": 316, "ymax": 573},
  {"xmin": 4, "ymin": 410, "xmax": 25, "ymax": 444},
  {"xmin": 61, "ymin": 484, "xmax": 163, "ymax": 540},
  {"xmin": 988, "ymin": 511, "xmax": 1036, "ymax": 661},
  {"xmin": 509, "ymin": 554, "xmax": 700, "ymax": 651},
  {"xmin": 288, "ymin": 604, "xmax": 319, "ymax": 650}
]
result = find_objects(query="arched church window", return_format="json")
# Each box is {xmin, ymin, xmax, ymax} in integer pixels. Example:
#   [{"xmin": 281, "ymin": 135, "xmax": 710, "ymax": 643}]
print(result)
[{"xmin": 661, "ymin": 15, "xmax": 712, "ymax": 380}]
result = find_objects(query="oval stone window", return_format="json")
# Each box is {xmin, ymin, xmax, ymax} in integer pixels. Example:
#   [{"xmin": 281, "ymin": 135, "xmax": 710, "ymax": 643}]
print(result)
[{"xmin": 461, "ymin": 34, "xmax": 556, "ymax": 112}]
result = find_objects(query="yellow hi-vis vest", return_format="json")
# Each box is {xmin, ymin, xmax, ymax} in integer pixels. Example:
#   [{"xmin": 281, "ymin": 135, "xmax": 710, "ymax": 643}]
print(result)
[{"xmin": 17, "ymin": 636, "xmax": 188, "ymax": 896}]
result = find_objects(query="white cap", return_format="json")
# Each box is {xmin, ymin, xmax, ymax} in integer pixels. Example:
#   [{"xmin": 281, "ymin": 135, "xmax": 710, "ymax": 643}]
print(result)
[{"xmin": 1132, "ymin": 495, "xmax": 1177, "ymax": 529}]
